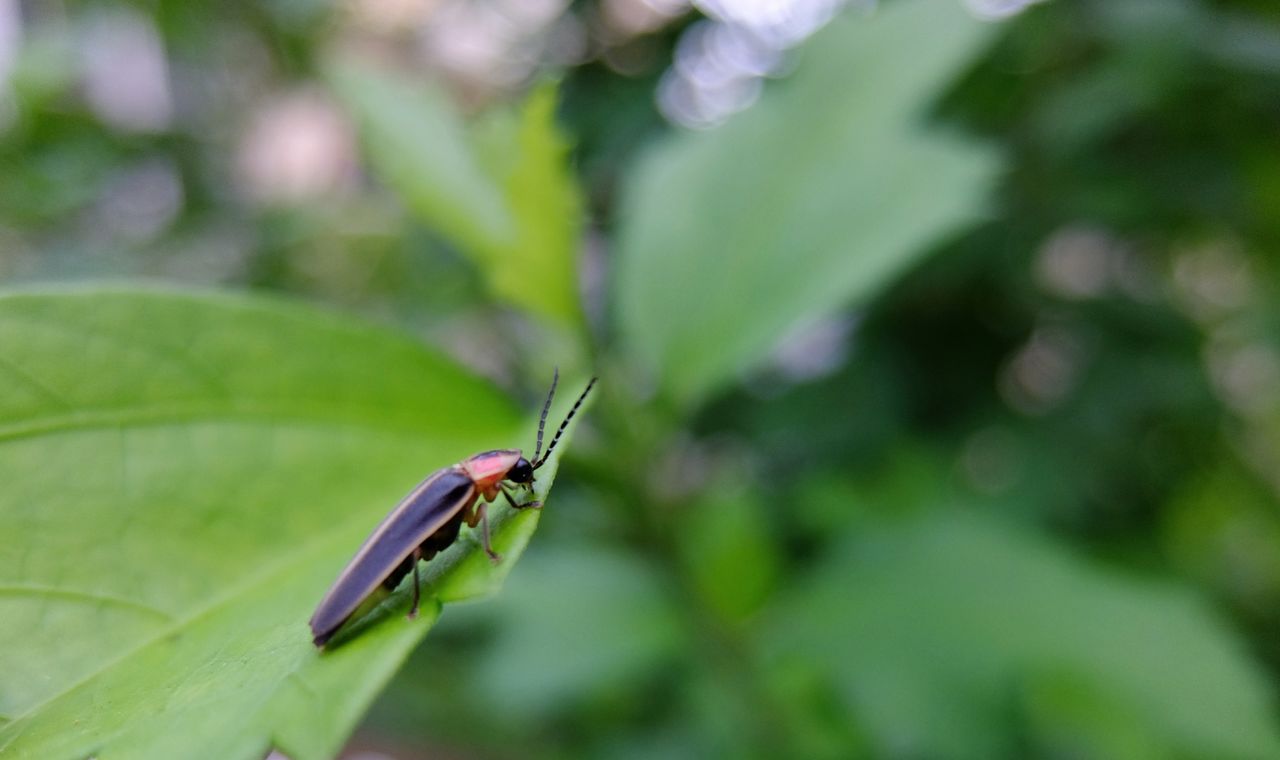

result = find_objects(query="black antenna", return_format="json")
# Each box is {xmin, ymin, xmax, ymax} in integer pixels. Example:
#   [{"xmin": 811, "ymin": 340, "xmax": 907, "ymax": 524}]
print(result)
[
  {"xmin": 533, "ymin": 367, "xmax": 559, "ymax": 463},
  {"xmin": 534, "ymin": 375, "xmax": 597, "ymax": 469}
]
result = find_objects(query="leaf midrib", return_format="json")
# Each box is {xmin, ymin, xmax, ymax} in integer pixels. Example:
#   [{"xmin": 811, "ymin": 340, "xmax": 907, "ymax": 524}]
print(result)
[
  {"xmin": 0, "ymin": 585, "xmax": 174, "ymax": 622},
  {"xmin": 0, "ymin": 400, "xmax": 474, "ymax": 446}
]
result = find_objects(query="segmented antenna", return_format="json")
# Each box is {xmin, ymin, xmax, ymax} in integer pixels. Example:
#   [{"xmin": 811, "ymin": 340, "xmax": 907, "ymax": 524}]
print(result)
[
  {"xmin": 534, "ymin": 375, "xmax": 598, "ymax": 469},
  {"xmin": 533, "ymin": 368, "xmax": 560, "ymax": 463}
]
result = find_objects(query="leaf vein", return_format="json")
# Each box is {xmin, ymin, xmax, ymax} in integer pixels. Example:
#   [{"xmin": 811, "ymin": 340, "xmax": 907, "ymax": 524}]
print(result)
[
  {"xmin": 0, "ymin": 584, "xmax": 174, "ymax": 622},
  {"xmin": 0, "ymin": 518, "xmax": 363, "ymax": 732},
  {"xmin": 0, "ymin": 403, "xmax": 430, "ymax": 446}
]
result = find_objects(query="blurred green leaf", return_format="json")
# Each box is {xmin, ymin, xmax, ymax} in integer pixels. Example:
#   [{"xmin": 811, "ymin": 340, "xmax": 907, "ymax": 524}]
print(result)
[
  {"xmin": 761, "ymin": 660, "xmax": 875, "ymax": 760},
  {"xmin": 678, "ymin": 485, "xmax": 781, "ymax": 623},
  {"xmin": 1164, "ymin": 459, "xmax": 1280, "ymax": 614},
  {"xmin": 615, "ymin": 0, "xmax": 1001, "ymax": 406},
  {"xmin": 328, "ymin": 60, "xmax": 511, "ymax": 260},
  {"xmin": 498, "ymin": 83, "xmax": 586, "ymax": 328},
  {"xmin": 473, "ymin": 545, "xmax": 683, "ymax": 717},
  {"xmin": 1019, "ymin": 669, "xmax": 1171, "ymax": 760},
  {"xmin": 765, "ymin": 511, "xmax": 1280, "ymax": 759},
  {"xmin": 330, "ymin": 63, "xmax": 583, "ymax": 327},
  {"xmin": 0, "ymin": 288, "xmax": 580, "ymax": 759}
]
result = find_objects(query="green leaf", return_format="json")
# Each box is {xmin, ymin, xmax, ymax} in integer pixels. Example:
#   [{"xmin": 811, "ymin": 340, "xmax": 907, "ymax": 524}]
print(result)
[
  {"xmin": 330, "ymin": 63, "xmax": 583, "ymax": 327},
  {"xmin": 496, "ymin": 82, "xmax": 586, "ymax": 328},
  {"xmin": 0, "ymin": 287, "xmax": 581, "ymax": 759},
  {"xmin": 677, "ymin": 485, "xmax": 781, "ymax": 623},
  {"xmin": 764, "ymin": 512, "xmax": 1280, "ymax": 759},
  {"xmin": 328, "ymin": 60, "xmax": 512, "ymax": 263},
  {"xmin": 615, "ymin": 0, "xmax": 1001, "ymax": 406},
  {"xmin": 471, "ymin": 544, "xmax": 684, "ymax": 718}
]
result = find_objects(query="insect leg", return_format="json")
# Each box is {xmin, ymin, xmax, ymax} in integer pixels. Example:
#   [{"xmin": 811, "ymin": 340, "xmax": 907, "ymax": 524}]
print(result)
[
  {"xmin": 501, "ymin": 484, "xmax": 542, "ymax": 511},
  {"xmin": 477, "ymin": 501, "xmax": 501, "ymax": 564},
  {"xmin": 407, "ymin": 547, "xmax": 422, "ymax": 619}
]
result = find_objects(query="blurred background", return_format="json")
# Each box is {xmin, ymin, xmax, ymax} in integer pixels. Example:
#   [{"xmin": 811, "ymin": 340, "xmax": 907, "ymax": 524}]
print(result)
[{"xmin": 4, "ymin": 0, "xmax": 1280, "ymax": 757}]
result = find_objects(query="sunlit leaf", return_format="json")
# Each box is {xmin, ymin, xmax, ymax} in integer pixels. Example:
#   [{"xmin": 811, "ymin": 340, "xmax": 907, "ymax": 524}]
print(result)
[
  {"xmin": 615, "ymin": 0, "xmax": 1001, "ymax": 406},
  {"xmin": 328, "ymin": 60, "xmax": 512, "ymax": 263},
  {"xmin": 330, "ymin": 64, "xmax": 583, "ymax": 327},
  {"xmin": 0, "ymin": 287, "xmax": 580, "ymax": 759},
  {"xmin": 497, "ymin": 83, "xmax": 586, "ymax": 328}
]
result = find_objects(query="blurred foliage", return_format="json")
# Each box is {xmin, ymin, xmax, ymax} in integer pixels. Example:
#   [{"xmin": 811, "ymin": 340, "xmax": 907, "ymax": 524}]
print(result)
[
  {"xmin": 330, "ymin": 64, "xmax": 584, "ymax": 330},
  {"xmin": 2, "ymin": 0, "xmax": 1280, "ymax": 758},
  {"xmin": 616, "ymin": 1, "xmax": 999, "ymax": 406}
]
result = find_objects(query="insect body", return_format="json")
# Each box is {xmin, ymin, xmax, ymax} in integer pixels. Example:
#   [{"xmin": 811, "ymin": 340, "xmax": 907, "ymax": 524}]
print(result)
[{"xmin": 310, "ymin": 372, "xmax": 596, "ymax": 648}]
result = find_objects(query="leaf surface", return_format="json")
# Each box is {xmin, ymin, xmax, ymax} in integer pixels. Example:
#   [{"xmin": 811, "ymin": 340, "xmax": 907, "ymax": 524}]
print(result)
[{"xmin": 0, "ymin": 287, "xmax": 574, "ymax": 759}]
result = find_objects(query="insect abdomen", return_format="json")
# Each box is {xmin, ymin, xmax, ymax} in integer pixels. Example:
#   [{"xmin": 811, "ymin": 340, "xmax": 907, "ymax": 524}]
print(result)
[{"xmin": 310, "ymin": 468, "xmax": 476, "ymax": 645}]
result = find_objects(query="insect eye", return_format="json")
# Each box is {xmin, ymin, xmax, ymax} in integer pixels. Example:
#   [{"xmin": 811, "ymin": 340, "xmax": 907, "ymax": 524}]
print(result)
[{"xmin": 508, "ymin": 458, "xmax": 534, "ymax": 484}]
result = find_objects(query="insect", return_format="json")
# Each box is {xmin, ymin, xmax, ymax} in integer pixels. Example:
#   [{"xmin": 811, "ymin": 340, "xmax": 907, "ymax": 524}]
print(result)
[{"xmin": 309, "ymin": 371, "xmax": 597, "ymax": 648}]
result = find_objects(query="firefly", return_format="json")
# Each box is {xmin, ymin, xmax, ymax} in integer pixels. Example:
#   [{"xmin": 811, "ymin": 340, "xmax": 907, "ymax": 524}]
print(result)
[{"xmin": 310, "ymin": 371, "xmax": 596, "ymax": 647}]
